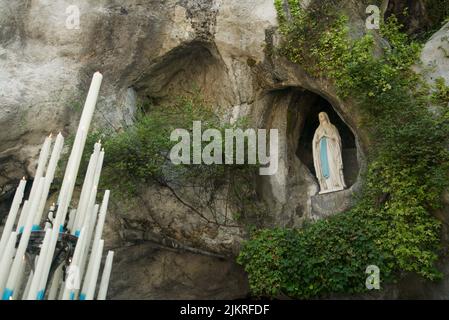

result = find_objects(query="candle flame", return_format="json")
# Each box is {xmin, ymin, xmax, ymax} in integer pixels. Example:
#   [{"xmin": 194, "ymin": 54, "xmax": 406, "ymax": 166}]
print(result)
[
  {"xmin": 22, "ymin": 176, "xmax": 26, "ymax": 180},
  {"xmin": 49, "ymin": 133, "xmax": 53, "ymax": 138}
]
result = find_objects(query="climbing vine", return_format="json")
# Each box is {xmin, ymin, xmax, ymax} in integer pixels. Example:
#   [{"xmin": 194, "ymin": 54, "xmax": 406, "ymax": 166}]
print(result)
[{"xmin": 238, "ymin": 0, "xmax": 449, "ymax": 298}]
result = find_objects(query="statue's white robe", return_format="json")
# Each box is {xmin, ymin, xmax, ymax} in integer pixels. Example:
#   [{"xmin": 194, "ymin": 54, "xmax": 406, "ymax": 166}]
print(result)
[{"xmin": 312, "ymin": 123, "xmax": 346, "ymax": 194}]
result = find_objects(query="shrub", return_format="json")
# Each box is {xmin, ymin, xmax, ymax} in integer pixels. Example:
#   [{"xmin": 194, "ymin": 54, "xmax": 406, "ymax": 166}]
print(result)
[{"xmin": 63, "ymin": 94, "xmax": 265, "ymax": 226}]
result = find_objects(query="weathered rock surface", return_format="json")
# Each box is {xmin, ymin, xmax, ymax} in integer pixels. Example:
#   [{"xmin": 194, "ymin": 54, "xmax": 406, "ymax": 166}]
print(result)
[
  {"xmin": 421, "ymin": 21, "xmax": 449, "ymax": 83},
  {"xmin": 108, "ymin": 242, "xmax": 248, "ymax": 300}
]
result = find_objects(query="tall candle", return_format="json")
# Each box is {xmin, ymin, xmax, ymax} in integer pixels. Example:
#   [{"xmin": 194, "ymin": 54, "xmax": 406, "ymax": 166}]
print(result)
[
  {"xmin": 97, "ymin": 250, "xmax": 114, "ymax": 300},
  {"xmin": 28, "ymin": 135, "xmax": 52, "ymax": 203},
  {"xmin": 41, "ymin": 131, "xmax": 85, "ymax": 296},
  {"xmin": 90, "ymin": 149, "xmax": 105, "ymax": 198},
  {"xmin": 81, "ymin": 191, "xmax": 109, "ymax": 296},
  {"xmin": 26, "ymin": 229, "xmax": 52, "ymax": 300},
  {"xmin": 55, "ymin": 133, "xmax": 82, "ymax": 207},
  {"xmin": 16, "ymin": 200, "xmax": 29, "ymax": 233},
  {"xmin": 47, "ymin": 264, "xmax": 63, "ymax": 300},
  {"xmin": 12, "ymin": 260, "xmax": 26, "ymax": 300},
  {"xmin": 23, "ymin": 134, "xmax": 52, "ymax": 234},
  {"xmin": 21, "ymin": 270, "xmax": 34, "ymax": 300},
  {"xmin": 62, "ymin": 227, "xmax": 87, "ymax": 300},
  {"xmin": 34, "ymin": 132, "xmax": 64, "ymax": 226},
  {"xmin": 96, "ymin": 191, "xmax": 110, "ymax": 237},
  {"xmin": 72, "ymin": 143, "xmax": 101, "ymax": 234},
  {"xmin": 21, "ymin": 255, "xmax": 38, "ymax": 299},
  {"xmin": 79, "ymin": 149, "xmax": 104, "ymax": 233},
  {"xmin": 40, "ymin": 72, "xmax": 103, "ymax": 296},
  {"xmin": 60, "ymin": 71, "xmax": 103, "ymax": 212},
  {"xmin": 77, "ymin": 204, "xmax": 100, "ymax": 289},
  {"xmin": 83, "ymin": 239, "xmax": 104, "ymax": 300},
  {"xmin": 0, "ymin": 178, "xmax": 26, "ymax": 261},
  {"xmin": 2, "ymin": 177, "xmax": 45, "ymax": 300},
  {"xmin": 0, "ymin": 232, "xmax": 17, "ymax": 295}
]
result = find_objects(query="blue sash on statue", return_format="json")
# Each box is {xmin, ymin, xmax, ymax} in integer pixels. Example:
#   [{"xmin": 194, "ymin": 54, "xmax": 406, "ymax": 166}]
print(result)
[{"xmin": 320, "ymin": 137, "xmax": 330, "ymax": 179}]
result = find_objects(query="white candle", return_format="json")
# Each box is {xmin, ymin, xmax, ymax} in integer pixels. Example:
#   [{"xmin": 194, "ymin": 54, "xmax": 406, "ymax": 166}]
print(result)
[
  {"xmin": 40, "ymin": 72, "xmax": 103, "ymax": 295},
  {"xmin": 79, "ymin": 149, "xmax": 104, "ymax": 234},
  {"xmin": 26, "ymin": 229, "xmax": 52, "ymax": 300},
  {"xmin": 78, "ymin": 204, "xmax": 100, "ymax": 289},
  {"xmin": 81, "ymin": 191, "xmax": 109, "ymax": 296},
  {"xmin": 24, "ymin": 135, "xmax": 52, "ymax": 236},
  {"xmin": 47, "ymin": 264, "xmax": 63, "ymax": 300},
  {"xmin": 21, "ymin": 255, "xmax": 38, "ymax": 299},
  {"xmin": 0, "ymin": 232, "xmax": 17, "ymax": 295},
  {"xmin": 97, "ymin": 250, "xmax": 114, "ymax": 300},
  {"xmin": 10, "ymin": 257, "xmax": 27, "ymax": 300},
  {"xmin": 72, "ymin": 143, "xmax": 101, "ymax": 234},
  {"xmin": 62, "ymin": 227, "xmax": 87, "ymax": 300},
  {"xmin": 28, "ymin": 135, "xmax": 52, "ymax": 203},
  {"xmin": 60, "ymin": 71, "xmax": 103, "ymax": 212},
  {"xmin": 97, "ymin": 191, "xmax": 110, "ymax": 237},
  {"xmin": 0, "ymin": 178, "xmax": 26, "ymax": 261},
  {"xmin": 12, "ymin": 259, "xmax": 26, "ymax": 300},
  {"xmin": 83, "ymin": 239, "xmax": 104, "ymax": 300},
  {"xmin": 21, "ymin": 270, "xmax": 34, "ymax": 300},
  {"xmin": 34, "ymin": 132, "xmax": 64, "ymax": 226},
  {"xmin": 2, "ymin": 177, "xmax": 45, "ymax": 300},
  {"xmin": 16, "ymin": 200, "xmax": 29, "ymax": 233},
  {"xmin": 38, "ymin": 130, "xmax": 86, "ymax": 296},
  {"xmin": 91, "ymin": 149, "xmax": 105, "ymax": 196}
]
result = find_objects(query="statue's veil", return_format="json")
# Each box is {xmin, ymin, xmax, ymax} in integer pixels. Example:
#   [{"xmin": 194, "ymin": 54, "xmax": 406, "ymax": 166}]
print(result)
[{"xmin": 318, "ymin": 112, "xmax": 331, "ymax": 126}]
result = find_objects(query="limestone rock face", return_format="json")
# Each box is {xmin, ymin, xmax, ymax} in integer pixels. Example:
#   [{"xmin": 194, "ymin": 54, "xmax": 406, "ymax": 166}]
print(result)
[
  {"xmin": 0, "ymin": 0, "xmax": 448, "ymax": 299},
  {"xmin": 420, "ymin": 22, "xmax": 449, "ymax": 83},
  {"xmin": 108, "ymin": 242, "xmax": 248, "ymax": 300}
]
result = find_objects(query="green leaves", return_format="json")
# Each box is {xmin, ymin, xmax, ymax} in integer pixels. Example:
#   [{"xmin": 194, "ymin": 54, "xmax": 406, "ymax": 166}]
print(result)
[
  {"xmin": 432, "ymin": 77, "xmax": 449, "ymax": 106},
  {"xmin": 238, "ymin": 212, "xmax": 391, "ymax": 299},
  {"xmin": 62, "ymin": 94, "xmax": 265, "ymax": 228},
  {"xmin": 239, "ymin": 1, "xmax": 449, "ymax": 299}
]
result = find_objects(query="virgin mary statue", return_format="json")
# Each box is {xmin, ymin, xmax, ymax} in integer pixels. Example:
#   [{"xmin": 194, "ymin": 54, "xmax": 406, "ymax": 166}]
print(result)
[{"xmin": 312, "ymin": 112, "xmax": 346, "ymax": 194}]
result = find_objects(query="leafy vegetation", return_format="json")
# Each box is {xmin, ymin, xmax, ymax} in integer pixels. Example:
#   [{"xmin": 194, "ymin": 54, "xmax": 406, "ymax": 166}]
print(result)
[
  {"xmin": 63, "ymin": 94, "xmax": 266, "ymax": 227},
  {"xmin": 238, "ymin": 0, "xmax": 449, "ymax": 298},
  {"xmin": 386, "ymin": 0, "xmax": 449, "ymax": 42},
  {"xmin": 432, "ymin": 77, "xmax": 449, "ymax": 106}
]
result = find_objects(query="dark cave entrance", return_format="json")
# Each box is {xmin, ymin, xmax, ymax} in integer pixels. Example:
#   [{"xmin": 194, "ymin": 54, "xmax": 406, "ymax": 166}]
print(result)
[
  {"xmin": 294, "ymin": 91, "xmax": 359, "ymax": 188},
  {"xmin": 259, "ymin": 87, "xmax": 363, "ymax": 220}
]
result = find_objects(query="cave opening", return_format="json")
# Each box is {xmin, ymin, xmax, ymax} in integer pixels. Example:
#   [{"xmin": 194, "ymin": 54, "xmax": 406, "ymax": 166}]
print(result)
[
  {"xmin": 259, "ymin": 87, "xmax": 362, "ymax": 220},
  {"xmin": 294, "ymin": 91, "xmax": 359, "ymax": 189}
]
